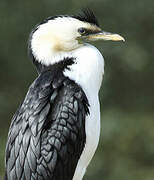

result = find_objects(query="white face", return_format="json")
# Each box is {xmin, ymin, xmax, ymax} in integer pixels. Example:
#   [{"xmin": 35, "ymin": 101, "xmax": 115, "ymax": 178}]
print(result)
[{"xmin": 31, "ymin": 17, "xmax": 100, "ymax": 66}]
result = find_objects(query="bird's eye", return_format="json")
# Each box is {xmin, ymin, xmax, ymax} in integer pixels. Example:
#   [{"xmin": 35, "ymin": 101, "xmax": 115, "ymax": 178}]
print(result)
[{"xmin": 78, "ymin": 28, "xmax": 87, "ymax": 35}]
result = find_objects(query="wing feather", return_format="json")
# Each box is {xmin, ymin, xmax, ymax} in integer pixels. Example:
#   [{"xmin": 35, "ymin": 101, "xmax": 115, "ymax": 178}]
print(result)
[{"xmin": 5, "ymin": 70, "xmax": 89, "ymax": 180}]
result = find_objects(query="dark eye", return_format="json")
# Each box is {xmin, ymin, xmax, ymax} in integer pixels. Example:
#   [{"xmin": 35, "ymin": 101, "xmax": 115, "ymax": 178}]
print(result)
[{"xmin": 78, "ymin": 28, "xmax": 87, "ymax": 35}]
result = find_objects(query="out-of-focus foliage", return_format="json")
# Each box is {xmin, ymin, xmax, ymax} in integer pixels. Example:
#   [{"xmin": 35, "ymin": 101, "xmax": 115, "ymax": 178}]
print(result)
[{"xmin": 0, "ymin": 0, "xmax": 154, "ymax": 179}]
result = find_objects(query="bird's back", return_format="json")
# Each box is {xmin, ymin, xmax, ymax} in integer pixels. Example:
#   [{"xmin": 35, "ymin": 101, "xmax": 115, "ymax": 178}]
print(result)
[{"xmin": 5, "ymin": 67, "xmax": 89, "ymax": 180}]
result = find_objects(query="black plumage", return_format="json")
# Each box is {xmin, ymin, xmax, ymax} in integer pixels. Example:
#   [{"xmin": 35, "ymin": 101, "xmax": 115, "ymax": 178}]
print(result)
[
  {"xmin": 74, "ymin": 8, "xmax": 99, "ymax": 27},
  {"xmin": 5, "ymin": 59, "xmax": 89, "ymax": 180},
  {"xmin": 40, "ymin": 8, "xmax": 99, "ymax": 26}
]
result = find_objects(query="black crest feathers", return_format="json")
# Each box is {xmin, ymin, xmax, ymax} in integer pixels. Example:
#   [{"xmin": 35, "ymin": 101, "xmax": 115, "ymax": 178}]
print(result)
[{"xmin": 74, "ymin": 8, "xmax": 99, "ymax": 27}]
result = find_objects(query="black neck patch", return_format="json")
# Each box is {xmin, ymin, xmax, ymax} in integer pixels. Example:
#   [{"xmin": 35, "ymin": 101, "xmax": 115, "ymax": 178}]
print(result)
[{"xmin": 33, "ymin": 57, "xmax": 75, "ymax": 74}]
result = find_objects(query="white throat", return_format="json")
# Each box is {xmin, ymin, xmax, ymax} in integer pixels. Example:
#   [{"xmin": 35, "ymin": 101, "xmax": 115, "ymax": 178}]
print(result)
[{"xmin": 64, "ymin": 43, "xmax": 104, "ymax": 95}]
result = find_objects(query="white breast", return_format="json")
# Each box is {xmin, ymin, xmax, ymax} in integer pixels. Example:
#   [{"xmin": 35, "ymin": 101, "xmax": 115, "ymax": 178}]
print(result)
[{"xmin": 64, "ymin": 44, "xmax": 104, "ymax": 180}]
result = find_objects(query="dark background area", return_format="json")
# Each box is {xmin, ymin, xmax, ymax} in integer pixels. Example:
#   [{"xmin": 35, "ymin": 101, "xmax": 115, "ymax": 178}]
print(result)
[{"xmin": 0, "ymin": 0, "xmax": 154, "ymax": 179}]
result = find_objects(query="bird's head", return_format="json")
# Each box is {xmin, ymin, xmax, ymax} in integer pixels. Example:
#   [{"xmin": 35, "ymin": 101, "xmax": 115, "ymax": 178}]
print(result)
[{"xmin": 29, "ymin": 9, "xmax": 124, "ymax": 67}]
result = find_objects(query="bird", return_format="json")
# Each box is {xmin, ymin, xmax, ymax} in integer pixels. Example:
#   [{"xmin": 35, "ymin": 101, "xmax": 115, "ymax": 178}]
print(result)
[{"xmin": 5, "ymin": 9, "xmax": 124, "ymax": 180}]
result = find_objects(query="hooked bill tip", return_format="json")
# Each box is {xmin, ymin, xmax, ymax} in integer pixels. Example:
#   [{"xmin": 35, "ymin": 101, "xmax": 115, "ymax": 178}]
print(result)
[{"xmin": 110, "ymin": 34, "xmax": 125, "ymax": 42}]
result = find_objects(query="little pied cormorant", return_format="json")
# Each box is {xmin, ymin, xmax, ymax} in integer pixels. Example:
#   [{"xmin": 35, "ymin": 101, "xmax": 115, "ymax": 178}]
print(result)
[{"xmin": 5, "ymin": 9, "xmax": 124, "ymax": 180}]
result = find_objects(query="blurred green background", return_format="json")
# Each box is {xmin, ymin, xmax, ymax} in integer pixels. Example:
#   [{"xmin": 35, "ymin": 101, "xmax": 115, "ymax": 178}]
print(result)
[{"xmin": 0, "ymin": 0, "xmax": 154, "ymax": 179}]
